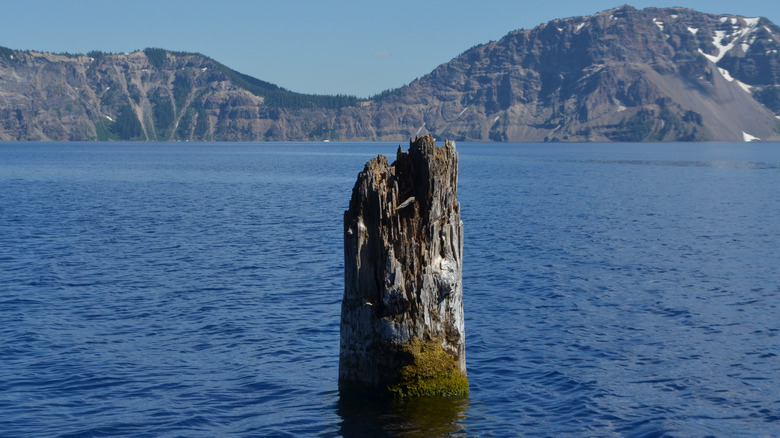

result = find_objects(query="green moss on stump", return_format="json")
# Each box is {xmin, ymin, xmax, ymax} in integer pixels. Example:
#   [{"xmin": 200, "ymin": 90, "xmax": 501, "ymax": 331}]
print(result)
[{"xmin": 388, "ymin": 338, "xmax": 469, "ymax": 398}]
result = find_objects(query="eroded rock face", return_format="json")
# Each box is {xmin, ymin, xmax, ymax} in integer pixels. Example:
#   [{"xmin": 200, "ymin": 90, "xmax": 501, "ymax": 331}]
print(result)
[
  {"xmin": 5, "ymin": 7, "xmax": 780, "ymax": 142},
  {"xmin": 339, "ymin": 135, "xmax": 466, "ymax": 393}
]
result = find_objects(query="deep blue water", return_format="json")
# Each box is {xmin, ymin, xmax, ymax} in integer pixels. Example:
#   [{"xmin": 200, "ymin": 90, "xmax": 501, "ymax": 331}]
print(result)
[{"xmin": 1, "ymin": 141, "xmax": 779, "ymax": 437}]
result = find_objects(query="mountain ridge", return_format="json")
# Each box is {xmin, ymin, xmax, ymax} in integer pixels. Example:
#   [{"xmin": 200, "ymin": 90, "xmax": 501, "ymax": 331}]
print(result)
[{"xmin": 2, "ymin": 6, "xmax": 780, "ymax": 142}]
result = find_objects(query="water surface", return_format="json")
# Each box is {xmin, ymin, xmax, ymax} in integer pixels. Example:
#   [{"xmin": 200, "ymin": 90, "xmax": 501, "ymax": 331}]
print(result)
[{"xmin": 1, "ymin": 142, "xmax": 778, "ymax": 436}]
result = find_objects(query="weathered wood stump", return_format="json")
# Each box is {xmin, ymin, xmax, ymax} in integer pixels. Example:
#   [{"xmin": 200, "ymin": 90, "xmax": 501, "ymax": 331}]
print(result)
[{"xmin": 339, "ymin": 135, "xmax": 467, "ymax": 397}]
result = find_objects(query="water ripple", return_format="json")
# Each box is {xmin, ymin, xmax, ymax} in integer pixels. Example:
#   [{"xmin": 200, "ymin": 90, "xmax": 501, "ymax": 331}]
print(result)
[{"xmin": 1, "ymin": 142, "xmax": 779, "ymax": 436}]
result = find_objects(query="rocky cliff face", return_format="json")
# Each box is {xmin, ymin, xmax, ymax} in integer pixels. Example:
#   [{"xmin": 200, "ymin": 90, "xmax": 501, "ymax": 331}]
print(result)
[
  {"xmin": 2, "ymin": 6, "xmax": 780, "ymax": 142},
  {"xmin": 340, "ymin": 135, "xmax": 466, "ymax": 395},
  {"xmin": 368, "ymin": 6, "xmax": 780, "ymax": 142},
  {"xmin": 0, "ymin": 48, "xmax": 356, "ymax": 142}
]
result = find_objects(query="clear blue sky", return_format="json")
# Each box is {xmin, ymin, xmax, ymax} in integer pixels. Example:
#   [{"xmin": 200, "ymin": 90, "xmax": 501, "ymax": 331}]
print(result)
[{"xmin": 2, "ymin": 1, "xmax": 778, "ymax": 97}]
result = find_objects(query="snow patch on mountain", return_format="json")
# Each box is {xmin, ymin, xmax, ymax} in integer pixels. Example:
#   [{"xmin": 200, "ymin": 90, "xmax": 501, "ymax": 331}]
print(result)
[
  {"xmin": 698, "ymin": 17, "xmax": 761, "ymax": 63},
  {"xmin": 699, "ymin": 31, "xmax": 737, "ymax": 63},
  {"xmin": 742, "ymin": 131, "xmax": 760, "ymax": 142}
]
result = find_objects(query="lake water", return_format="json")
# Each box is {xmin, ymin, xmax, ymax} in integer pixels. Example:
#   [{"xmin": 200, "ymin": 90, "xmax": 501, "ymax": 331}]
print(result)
[{"xmin": 1, "ymin": 141, "xmax": 778, "ymax": 437}]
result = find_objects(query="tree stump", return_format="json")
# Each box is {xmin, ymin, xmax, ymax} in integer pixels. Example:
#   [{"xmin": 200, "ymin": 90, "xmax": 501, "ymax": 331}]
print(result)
[{"xmin": 339, "ymin": 135, "xmax": 467, "ymax": 397}]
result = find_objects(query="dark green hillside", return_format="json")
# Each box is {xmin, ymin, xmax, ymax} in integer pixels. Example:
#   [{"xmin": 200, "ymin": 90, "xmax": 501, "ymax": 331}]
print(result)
[{"xmin": 206, "ymin": 58, "xmax": 360, "ymax": 110}]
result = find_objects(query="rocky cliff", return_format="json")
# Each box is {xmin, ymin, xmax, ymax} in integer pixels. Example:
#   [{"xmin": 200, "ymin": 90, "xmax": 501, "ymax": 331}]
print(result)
[
  {"xmin": 368, "ymin": 6, "xmax": 780, "ymax": 142},
  {"xmin": 0, "ymin": 47, "xmax": 363, "ymax": 141},
  {"xmin": 2, "ymin": 6, "xmax": 780, "ymax": 142}
]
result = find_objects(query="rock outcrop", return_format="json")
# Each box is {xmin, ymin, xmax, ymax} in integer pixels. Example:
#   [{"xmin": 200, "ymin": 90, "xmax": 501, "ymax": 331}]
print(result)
[
  {"xmin": 3, "ymin": 7, "xmax": 780, "ymax": 142},
  {"xmin": 368, "ymin": 6, "xmax": 780, "ymax": 142},
  {"xmin": 339, "ymin": 135, "xmax": 467, "ymax": 396},
  {"xmin": 0, "ymin": 48, "xmax": 362, "ymax": 142}
]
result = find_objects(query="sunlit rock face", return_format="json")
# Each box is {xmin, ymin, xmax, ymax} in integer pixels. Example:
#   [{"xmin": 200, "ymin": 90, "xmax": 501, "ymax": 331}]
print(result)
[
  {"xmin": 339, "ymin": 135, "xmax": 466, "ymax": 393},
  {"xmin": 3, "ymin": 8, "xmax": 780, "ymax": 142}
]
